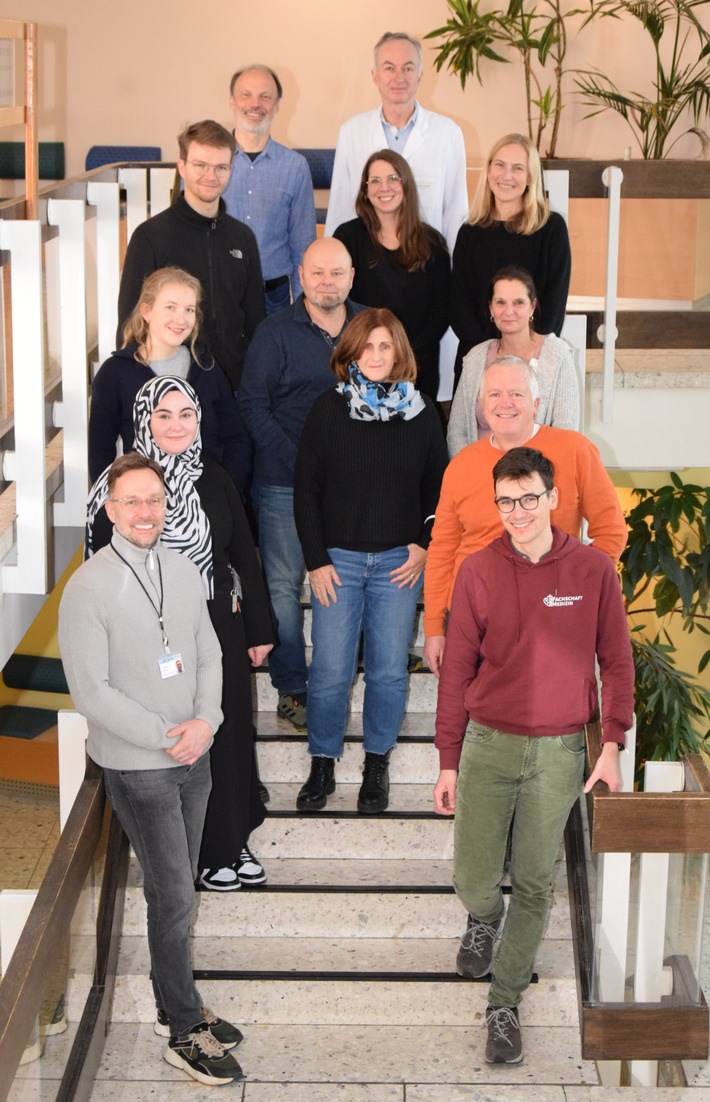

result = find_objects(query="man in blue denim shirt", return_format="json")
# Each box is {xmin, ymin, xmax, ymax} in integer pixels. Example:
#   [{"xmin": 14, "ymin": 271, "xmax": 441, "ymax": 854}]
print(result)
[{"xmin": 222, "ymin": 65, "xmax": 316, "ymax": 316}]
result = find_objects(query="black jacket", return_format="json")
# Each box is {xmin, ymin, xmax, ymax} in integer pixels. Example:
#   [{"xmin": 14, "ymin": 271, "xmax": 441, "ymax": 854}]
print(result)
[{"xmin": 117, "ymin": 195, "xmax": 265, "ymax": 388}]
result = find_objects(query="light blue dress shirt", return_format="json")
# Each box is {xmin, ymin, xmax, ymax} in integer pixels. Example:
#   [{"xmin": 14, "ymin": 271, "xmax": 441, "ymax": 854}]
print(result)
[
  {"xmin": 221, "ymin": 137, "xmax": 316, "ymax": 299},
  {"xmin": 379, "ymin": 102, "xmax": 419, "ymax": 154}
]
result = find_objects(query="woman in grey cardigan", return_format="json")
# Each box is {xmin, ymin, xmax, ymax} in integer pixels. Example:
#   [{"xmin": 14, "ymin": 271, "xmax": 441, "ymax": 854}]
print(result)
[{"xmin": 447, "ymin": 266, "xmax": 580, "ymax": 457}]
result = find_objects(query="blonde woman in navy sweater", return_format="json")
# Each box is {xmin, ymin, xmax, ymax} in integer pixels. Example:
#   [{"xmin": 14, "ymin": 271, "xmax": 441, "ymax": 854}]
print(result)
[{"xmin": 293, "ymin": 308, "xmax": 448, "ymax": 814}]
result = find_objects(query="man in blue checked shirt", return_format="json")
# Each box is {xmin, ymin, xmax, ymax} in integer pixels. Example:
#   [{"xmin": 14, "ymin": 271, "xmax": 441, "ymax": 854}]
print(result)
[{"xmin": 223, "ymin": 65, "xmax": 317, "ymax": 316}]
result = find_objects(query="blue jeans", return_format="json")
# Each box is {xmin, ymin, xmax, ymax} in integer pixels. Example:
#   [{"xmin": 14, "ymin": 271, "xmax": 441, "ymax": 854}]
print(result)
[
  {"xmin": 308, "ymin": 546, "xmax": 421, "ymax": 758},
  {"xmin": 453, "ymin": 723, "xmax": 585, "ymax": 1007},
  {"xmin": 102, "ymin": 755, "xmax": 211, "ymax": 1036},
  {"xmin": 264, "ymin": 279, "xmax": 291, "ymax": 317},
  {"xmin": 258, "ymin": 484, "xmax": 307, "ymax": 696}
]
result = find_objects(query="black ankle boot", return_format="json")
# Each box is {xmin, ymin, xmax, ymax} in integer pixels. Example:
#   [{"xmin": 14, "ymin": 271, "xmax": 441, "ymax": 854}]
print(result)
[
  {"xmin": 357, "ymin": 750, "xmax": 391, "ymax": 814},
  {"xmin": 296, "ymin": 757, "xmax": 335, "ymax": 810}
]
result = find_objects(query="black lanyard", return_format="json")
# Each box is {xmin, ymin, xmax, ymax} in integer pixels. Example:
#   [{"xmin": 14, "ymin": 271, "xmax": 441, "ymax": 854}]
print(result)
[{"xmin": 110, "ymin": 541, "xmax": 170, "ymax": 653}]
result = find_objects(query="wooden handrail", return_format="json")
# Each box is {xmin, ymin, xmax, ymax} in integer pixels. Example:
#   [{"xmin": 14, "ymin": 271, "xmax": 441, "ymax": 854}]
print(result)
[
  {"xmin": 586, "ymin": 723, "xmax": 710, "ymax": 853},
  {"xmin": 0, "ymin": 761, "xmax": 105, "ymax": 1102}
]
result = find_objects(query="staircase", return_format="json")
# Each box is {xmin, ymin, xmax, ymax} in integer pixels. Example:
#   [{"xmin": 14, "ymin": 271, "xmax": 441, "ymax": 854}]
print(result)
[{"xmin": 82, "ymin": 595, "xmax": 600, "ymax": 1092}]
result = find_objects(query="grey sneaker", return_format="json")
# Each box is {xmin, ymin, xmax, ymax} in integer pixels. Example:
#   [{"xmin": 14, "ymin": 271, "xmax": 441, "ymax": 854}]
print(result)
[
  {"xmin": 456, "ymin": 913, "xmax": 501, "ymax": 978},
  {"xmin": 485, "ymin": 1005, "xmax": 523, "ymax": 1064},
  {"xmin": 277, "ymin": 694, "xmax": 307, "ymax": 730}
]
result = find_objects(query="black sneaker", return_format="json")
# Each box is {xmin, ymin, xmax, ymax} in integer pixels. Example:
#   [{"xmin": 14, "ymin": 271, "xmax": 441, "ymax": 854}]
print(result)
[
  {"xmin": 155, "ymin": 1007, "xmax": 243, "ymax": 1049},
  {"xmin": 485, "ymin": 1005, "xmax": 523, "ymax": 1064},
  {"xmin": 164, "ymin": 1022, "xmax": 244, "ymax": 1085},
  {"xmin": 456, "ymin": 913, "xmax": 501, "ymax": 978}
]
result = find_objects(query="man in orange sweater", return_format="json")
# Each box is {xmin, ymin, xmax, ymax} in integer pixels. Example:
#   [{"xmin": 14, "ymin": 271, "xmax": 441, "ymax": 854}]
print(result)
[{"xmin": 423, "ymin": 356, "xmax": 626, "ymax": 676}]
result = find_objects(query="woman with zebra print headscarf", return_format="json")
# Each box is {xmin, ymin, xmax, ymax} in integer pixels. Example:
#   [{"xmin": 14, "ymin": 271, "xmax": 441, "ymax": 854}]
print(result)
[{"xmin": 86, "ymin": 375, "xmax": 275, "ymax": 892}]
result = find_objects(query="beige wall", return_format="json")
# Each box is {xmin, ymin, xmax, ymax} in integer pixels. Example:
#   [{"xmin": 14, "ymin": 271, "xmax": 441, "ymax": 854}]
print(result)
[{"xmin": 5, "ymin": 0, "xmax": 710, "ymax": 176}]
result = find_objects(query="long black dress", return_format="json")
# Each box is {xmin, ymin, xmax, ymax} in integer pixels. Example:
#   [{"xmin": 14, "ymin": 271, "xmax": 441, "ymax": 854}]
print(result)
[{"xmin": 88, "ymin": 457, "xmax": 275, "ymax": 867}]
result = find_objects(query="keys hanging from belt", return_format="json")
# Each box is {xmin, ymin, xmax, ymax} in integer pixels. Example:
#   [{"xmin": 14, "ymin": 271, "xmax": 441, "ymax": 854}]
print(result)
[{"xmin": 229, "ymin": 565, "xmax": 242, "ymax": 614}]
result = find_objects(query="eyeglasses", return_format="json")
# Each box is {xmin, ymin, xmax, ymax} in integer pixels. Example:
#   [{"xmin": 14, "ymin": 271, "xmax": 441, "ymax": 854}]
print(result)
[
  {"xmin": 367, "ymin": 174, "xmax": 402, "ymax": 188},
  {"xmin": 109, "ymin": 495, "xmax": 167, "ymax": 512},
  {"xmin": 185, "ymin": 160, "xmax": 231, "ymax": 178},
  {"xmin": 494, "ymin": 490, "xmax": 549, "ymax": 513}
]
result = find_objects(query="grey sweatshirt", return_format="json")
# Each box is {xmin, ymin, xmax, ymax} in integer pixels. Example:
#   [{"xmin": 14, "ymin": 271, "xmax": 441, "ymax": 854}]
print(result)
[{"xmin": 58, "ymin": 530, "xmax": 223, "ymax": 770}]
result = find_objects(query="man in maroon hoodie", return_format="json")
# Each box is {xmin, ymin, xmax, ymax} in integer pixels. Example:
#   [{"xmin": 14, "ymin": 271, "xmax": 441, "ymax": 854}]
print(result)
[{"xmin": 433, "ymin": 446, "xmax": 633, "ymax": 1066}]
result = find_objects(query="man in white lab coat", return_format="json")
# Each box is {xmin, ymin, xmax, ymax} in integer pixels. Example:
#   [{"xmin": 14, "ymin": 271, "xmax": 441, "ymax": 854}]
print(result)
[
  {"xmin": 325, "ymin": 31, "xmax": 468, "ymax": 255},
  {"xmin": 325, "ymin": 31, "xmax": 468, "ymax": 398}
]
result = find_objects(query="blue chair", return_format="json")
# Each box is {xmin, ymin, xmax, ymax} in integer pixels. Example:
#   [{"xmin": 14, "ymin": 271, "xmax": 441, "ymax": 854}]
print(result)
[
  {"xmin": 85, "ymin": 145, "xmax": 162, "ymax": 171},
  {"xmin": 296, "ymin": 148, "xmax": 335, "ymax": 224}
]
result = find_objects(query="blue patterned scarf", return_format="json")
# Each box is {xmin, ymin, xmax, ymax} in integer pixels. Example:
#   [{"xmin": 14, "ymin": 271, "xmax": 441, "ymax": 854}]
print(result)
[{"xmin": 337, "ymin": 363, "xmax": 426, "ymax": 422}]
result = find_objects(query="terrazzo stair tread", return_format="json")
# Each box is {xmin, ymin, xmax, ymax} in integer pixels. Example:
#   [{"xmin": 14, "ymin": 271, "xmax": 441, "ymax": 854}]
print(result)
[
  {"xmin": 120, "ymin": 861, "xmax": 572, "ymax": 941},
  {"xmin": 258, "ymin": 780, "xmax": 440, "ymax": 816},
  {"xmin": 257, "ymin": 672, "xmax": 438, "ymax": 712},
  {"xmin": 199, "ymin": 856, "xmax": 455, "ymax": 889},
  {"xmin": 111, "ymin": 972, "xmax": 578, "ymax": 1028},
  {"xmin": 88, "ymin": 1022, "xmax": 599, "ymax": 1086},
  {"xmin": 257, "ymin": 742, "xmax": 439, "ymax": 784},
  {"xmin": 255, "ymin": 710, "xmax": 436, "ymax": 740},
  {"xmin": 209, "ymin": 810, "xmax": 455, "ymax": 857},
  {"xmin": 75, "ymin": 967, "xmax": 578, "ymax": 1033},
  {"xmin": 116, "ymin": 933, "xmax": 575, "ymax": 978}
]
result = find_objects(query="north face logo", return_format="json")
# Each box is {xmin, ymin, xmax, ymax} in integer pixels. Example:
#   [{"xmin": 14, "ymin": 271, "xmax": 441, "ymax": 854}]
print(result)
[{"xmin": 543, "ymin": 594, "xmax": 583, "ymax": 607}]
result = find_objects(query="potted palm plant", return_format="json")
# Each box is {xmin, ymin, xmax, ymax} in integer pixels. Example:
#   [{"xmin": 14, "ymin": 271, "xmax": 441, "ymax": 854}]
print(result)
[
  {"xmin": 574, "ymin": 0, "xmax": 710, "ymax": 158},
  {"xmin": 424, "ymin": 0, "xmax": 573, "ymax": 157}
]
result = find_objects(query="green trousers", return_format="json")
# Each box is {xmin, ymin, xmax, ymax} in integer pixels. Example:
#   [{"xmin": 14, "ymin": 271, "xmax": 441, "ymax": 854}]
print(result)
[{"xmin": 453, "ymin": 722, "xmax": 585, "ymax": 1007}]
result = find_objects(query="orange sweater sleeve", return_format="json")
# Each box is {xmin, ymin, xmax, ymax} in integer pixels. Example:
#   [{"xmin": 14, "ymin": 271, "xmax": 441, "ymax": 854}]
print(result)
[
  {"xmin": 537, "ymin": 426, "xmax": 627, "ymax": 564},
  {"xmin": 423, "ymin": 459, "xmax": 467, "ymax": 637}
]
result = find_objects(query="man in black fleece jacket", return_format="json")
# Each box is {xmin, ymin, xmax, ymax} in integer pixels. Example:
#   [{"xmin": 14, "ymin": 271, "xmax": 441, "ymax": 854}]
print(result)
[{"xmin": 117, "ymin": 120, "xmax": 264, "ymax": 390}]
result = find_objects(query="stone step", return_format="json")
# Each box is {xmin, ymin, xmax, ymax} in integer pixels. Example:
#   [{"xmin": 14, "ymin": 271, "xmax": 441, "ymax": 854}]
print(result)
[
  {"xmin": 97, "ymin": 1021, "xmax": 598, "ymax": 1087},
  {"xmin": 256, "ymin": 668, "xmax": 437, "ymax": 713},
  {"xmin": 109, "ymin": 936, "xmax": 577, "ymax": 1027},
  {"xmin": 227, "ymin": 782, "xmax": 453, "ymax": 860},
  {"xmin": 119, "ymin": 855, "xmax": 572, "ymax": 942},
  {"xmin": 256, "ymin": 733, "xmax": 438, "ymax": 784}
]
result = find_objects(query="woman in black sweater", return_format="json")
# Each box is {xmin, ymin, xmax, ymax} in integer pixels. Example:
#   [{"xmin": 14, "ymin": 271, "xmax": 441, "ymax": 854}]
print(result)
[
  {"xmin": 333, "ymin": 150, "xmax": 450, "ymax": 402},
  {"xmin": 451, "ymin": 133, "xmax": 571, "ymax": 390},
  {"xmin": 293, "ymin": 308, "xmax": 448, "ymax": 814},
  {"xmin": 86, "ymin": 376, "xmax": 275, "ymax": 891}
]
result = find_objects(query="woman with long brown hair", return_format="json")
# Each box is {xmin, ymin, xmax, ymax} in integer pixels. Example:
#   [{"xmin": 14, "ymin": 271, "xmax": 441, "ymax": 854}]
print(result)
[{"xmin": 333, "ymin": 150, "xmax": 450, "ymax": 401}]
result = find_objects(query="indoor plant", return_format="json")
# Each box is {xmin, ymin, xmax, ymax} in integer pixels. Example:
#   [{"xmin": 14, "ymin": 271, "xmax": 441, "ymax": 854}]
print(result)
[
  {"xmin": 574, "ymin": 0, "xmax": 710, "ymax": 157},
  {"xmin": 425, "ymin": 0, "xmax": 573, "ymax": 157},
  {"xmin": 619, "ymin": 472, "xmax": 710, "ymax": 778}
]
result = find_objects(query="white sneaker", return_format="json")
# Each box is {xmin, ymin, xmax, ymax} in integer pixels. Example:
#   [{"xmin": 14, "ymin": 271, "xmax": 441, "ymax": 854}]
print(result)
[
  {"xmin": 236, "ymin": 845, "xmax": 267, "ymax": 886},
  {"xmin": 198, "ymin": 866, "xmax": 241, "ymax": 891}
]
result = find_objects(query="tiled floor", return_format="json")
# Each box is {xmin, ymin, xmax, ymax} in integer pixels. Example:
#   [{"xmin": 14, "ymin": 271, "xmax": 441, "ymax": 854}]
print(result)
[{"xmin": 0, "ymin": 781, "xmax": 60, "ymax": 891}]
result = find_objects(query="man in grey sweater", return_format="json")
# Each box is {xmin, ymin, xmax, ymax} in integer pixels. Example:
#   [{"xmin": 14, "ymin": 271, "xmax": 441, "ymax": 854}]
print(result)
[{"xmin": 58, "ymin": 454, "xmax": 242, "ymax": 1087}]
